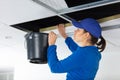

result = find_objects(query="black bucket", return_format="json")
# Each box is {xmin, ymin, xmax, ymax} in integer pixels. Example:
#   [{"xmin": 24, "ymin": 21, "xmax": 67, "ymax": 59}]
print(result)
[{"xmin": 25, "ymin": 32, "xmax": 48, "ymax": 64}]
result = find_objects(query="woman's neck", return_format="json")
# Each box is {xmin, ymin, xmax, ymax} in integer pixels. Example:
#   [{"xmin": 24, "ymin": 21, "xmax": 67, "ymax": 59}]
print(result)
[{"xmin": 78, "ymin": 41, "xmax": 93, "ymax": 47}]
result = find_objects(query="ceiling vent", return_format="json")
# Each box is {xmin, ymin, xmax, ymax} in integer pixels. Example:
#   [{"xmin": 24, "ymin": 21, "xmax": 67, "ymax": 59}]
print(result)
[{"xmin": 65, "ymin": 0, "xmax": 101, "ymax": 7}]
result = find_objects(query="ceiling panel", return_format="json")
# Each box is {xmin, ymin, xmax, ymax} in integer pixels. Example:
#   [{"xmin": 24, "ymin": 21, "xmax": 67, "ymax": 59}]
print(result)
[
  {"xmin": 37, "ymin": 0, "xmax": 68, "ymax": 10},
  {"xmin": 11, "ymin": 2, "xmax": 120, "ymax": 32},
  {"xmin": 0, "ymin": 0, "xmax": 56, "ymax": 25},
  {"xmin": 65, "ymin": 0, "xmax": 101, "ymax": 7},
  {"xmin": 65, "ymin": 2, "xmax": 120, "ymax": 21},
  {"xmin": 0, "ymin": 0, "xmax": 120, "ymax": 32}
]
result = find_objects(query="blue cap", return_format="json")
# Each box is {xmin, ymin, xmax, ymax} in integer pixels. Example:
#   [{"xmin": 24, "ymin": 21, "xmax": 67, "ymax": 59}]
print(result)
[{"xmin": 72, "ymin": 18, "xmax": 101, "ymax": 38}]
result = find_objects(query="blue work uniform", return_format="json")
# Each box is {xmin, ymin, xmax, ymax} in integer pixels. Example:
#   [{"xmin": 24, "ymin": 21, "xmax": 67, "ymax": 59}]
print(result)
[{"xmin": 47, "ymin": 37, "xmax": 101, "ymax": 80}]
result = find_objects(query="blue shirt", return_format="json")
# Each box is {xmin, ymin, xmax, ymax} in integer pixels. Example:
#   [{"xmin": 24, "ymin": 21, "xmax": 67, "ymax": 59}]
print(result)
[{"xmin": 47, "ymin": 37, "xmax": 101, "ymax": 80}]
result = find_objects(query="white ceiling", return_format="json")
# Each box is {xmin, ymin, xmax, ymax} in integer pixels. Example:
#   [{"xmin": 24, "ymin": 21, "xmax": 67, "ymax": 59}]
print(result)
[
  {"xmin": 0, "ymin": 0, "xmax": 57, "ymax": 25},
  {"xmin": 0, "ymin": 0, "xmax": 120, "ymax": 25},
  {"xmin": 37, "ymin": 0, "xmax": 68, "ymax": 10},
  {"xmin": 0, "ymin": 0, "xmax": 120, "ymax": 52}
]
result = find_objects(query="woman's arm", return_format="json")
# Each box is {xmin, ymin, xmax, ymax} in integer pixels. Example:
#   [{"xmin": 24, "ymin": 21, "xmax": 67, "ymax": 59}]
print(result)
[
  {"xmin": 47, "ymin": 45, "xmax": 85, "ymax": 73},
  {"xmin": 48, "ymin": 31, "xmax": 84, "ymax": 73},
  {"xmin": 65, "ymin": 37, "xmax": 78, "ymax": 52},
  {"xmin": 57, "ymin": 24, "xmax": 68, "ymax": 39},
  {"xmin": 57, "ymin": 24, "xmax": 78, "ymax": 52}
]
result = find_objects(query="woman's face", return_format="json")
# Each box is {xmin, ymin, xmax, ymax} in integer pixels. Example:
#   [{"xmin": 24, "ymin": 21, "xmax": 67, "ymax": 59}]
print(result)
[{"xmin": 73, "ymin": 28, "xmax": 88, "ymax": 43}]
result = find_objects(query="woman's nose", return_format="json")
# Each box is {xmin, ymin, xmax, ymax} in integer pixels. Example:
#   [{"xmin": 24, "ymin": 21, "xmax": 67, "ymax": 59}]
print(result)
[{"xmin": 74, "ymin": 29, "xmax": 77, "ymax": 33}]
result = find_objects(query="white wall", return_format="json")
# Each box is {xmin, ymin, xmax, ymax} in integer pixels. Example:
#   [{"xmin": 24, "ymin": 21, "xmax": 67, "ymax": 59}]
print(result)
[
  {"xmin": 95, "ymin": 46, "xmax": 120, "ymax": 80},
  {"xmin": 14, "ymin": 37, "xmax": 68, "ymax": 80}
]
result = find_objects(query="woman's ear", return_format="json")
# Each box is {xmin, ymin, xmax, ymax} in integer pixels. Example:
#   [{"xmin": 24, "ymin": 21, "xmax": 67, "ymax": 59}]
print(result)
[{"xmin": 85, "ymin": 32, "xmax": 91, "ymax": 39}]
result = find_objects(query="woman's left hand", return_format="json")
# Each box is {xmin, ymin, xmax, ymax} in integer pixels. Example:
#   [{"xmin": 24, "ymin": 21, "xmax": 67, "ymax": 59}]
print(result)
[{"xmin": 48, "ymin": 31, "xmax": 57, "ymax": 46}]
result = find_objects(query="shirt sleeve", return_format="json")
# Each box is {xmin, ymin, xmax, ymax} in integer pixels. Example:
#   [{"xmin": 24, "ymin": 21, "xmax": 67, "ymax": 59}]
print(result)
[
  {"xmin": 47, "ymin": 45, "xmax": 85, "ymax": 73},
  {"xmin": 65, "ymin": 37, "xmax": 79, "ymax": 52}
]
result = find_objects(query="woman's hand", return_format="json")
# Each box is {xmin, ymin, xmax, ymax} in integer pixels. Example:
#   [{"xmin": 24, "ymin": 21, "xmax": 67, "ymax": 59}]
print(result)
[
  {"xmin": 48, "ymin": 31, "xmax": 57, "ymax": 46},
  {"xmin": 57, "ymin": 24, "xmax": 68, "ymax": 39}
]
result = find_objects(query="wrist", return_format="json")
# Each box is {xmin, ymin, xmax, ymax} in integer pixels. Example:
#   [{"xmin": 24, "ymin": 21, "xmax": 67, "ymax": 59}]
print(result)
[
  {"xmin": 62, "ymin": 34, "xmax": 68, "ymax": 39},
  {"xmin": 49, "ymin": 43, "xmax": 55, "ymax": 46}
]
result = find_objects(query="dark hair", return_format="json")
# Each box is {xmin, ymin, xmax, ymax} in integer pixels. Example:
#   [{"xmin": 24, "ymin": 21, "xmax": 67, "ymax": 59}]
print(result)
[
  {"xmin": 90, "ymin": 35, "xmax": 106, "ymax": 52},
  {"xmin": 84, "ymin": 30, "xmax": 106, "ymax": 52}
]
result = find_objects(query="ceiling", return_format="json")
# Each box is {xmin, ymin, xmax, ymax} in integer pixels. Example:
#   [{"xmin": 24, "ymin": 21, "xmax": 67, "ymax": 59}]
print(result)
[
  {"xmin": 0, "ymin": 0, "xmax": 120, "ymax": 48},
  {"xmin": 0, "ymin": 0, "xmax": 56, "ymax": 25},
  {"xmin": 0, "ymin": 0, "xmax": 119, "ymax": 32}
]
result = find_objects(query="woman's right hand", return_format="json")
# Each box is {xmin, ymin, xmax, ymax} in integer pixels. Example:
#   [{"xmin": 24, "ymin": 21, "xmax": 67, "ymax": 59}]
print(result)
[
  {"xmin": 48, "ymin": 31, "xmax": 57, "ymax": 46},
  {"xmin": 57, "ymin": 24, "xmax": 68, "ymax": 39}
]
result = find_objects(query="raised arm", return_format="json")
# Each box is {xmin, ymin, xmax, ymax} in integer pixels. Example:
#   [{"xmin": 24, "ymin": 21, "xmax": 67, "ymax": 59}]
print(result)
[
  {"xmin": 47, "ymin": 45, "xmax": 85, "ymax": 73},
  {"xmin": 57, "ymin": 24, "xmax": 78, "ymax": 52},
  {"xmin": 57, "ymin": 24, "xmax": 68, "ymax": 39}
]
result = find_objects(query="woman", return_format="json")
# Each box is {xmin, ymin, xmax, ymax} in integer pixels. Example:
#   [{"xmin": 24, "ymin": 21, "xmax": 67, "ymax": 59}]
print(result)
[{"xmin": 47, "ymin": 18, "xmax": 106, "ymax": 80}]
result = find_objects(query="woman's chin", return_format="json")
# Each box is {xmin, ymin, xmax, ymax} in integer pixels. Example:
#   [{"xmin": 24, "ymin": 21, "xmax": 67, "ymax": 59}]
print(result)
[
  {"xmin": 73, "ymin": 38, "xmax": 76, "ymax": 42},
  {"xmin": 74, "ymin": 39, "xmax": 78, "ymax": 43}
]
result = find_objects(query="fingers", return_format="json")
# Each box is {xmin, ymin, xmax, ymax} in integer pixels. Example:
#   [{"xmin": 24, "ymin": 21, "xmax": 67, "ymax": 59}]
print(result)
[
  {"xmin": 48, "ymin": 31, "xmax": 57, "ymax": 45},
  {"xmin": 57, "ymin": 24, "xmax": 68, "ymax": 39},
  {"xmin": 49, "ymin": 31, "xmax": 57, "ymax": 38},
  {"xmin": 57, "ymin": 24, "xmax": 65, "ymax": 28},
  {"xmin": 57, "ymin": 24, "xmax": 65, "ymax": 31}
]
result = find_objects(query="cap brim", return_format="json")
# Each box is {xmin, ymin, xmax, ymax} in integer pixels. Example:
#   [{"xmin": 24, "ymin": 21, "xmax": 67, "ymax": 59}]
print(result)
[{"xmin": 72, "ymin": 20, "xmax": 83, "ymax": 29}]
